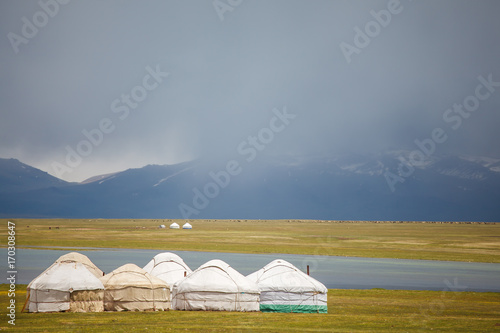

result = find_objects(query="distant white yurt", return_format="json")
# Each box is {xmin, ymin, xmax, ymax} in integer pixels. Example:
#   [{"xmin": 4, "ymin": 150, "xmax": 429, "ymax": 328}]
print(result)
[
  {"xmin": 169, "ymin": 222, "xmax": 180, "ymax": 229},
  {"xmin": 55, "ymin": 252, "xmax": 104, "ymax": 278},
  {"xmin": 143, "ymin": 252, "xmax": 192, "ymax": 289},
  {"xmin": 247, "ymin": 259, "xmax": 328, "ymax": 313},
  {"xmin": 172, "ymin": 259, "xmax": 259, "ymax": 312},
  {"xmin": 159, "ymin": 224, "xmax": 166, "ymax": 229},
  {"xmin": 182, "ymin": 222, "xmax": 192, "ymax": 229},
  {"xmin": 27, "ymin": 262, "xmax": 104, "ymax": 313},
  {"xmin": 100, "ymin": 263, "xmax": 170, "ymax": 311}
]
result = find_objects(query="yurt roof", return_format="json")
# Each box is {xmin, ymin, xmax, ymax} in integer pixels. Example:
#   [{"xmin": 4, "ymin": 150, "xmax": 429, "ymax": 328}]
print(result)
[
  {"xmin": 55, "ymin": 252, "xmax": 103, "ymax": 278},
  {"xmin": 143, "ymin": 252, "xmax": 192, "ymax": 272},
  {"xmin": 174, "ymin": 259, "xmax": 258, "ymax": 294},
  {"xmin": 28, "ymin": 262, "xmax": 104, "ymax": 292},
  {"xmin": 246, "ymin": 259, "xmax": 327, "ymax": 294},
  {"xmin": 100, "ymin": 263, "xmax": 169, "ymax": 289}
]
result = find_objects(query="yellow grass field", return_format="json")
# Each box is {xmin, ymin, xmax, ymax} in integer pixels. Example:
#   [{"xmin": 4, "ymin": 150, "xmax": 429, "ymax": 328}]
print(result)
[
  {"xmin": 3, "ymin": 218, "xmax": 500, "ymax": 262},
  {"xmin": 1, "ymin": 286, "xmax": 499, "ymax": 332},
  {"xmin": 2, "ymin": 219, "xmax": 500, "ymax": 331}
]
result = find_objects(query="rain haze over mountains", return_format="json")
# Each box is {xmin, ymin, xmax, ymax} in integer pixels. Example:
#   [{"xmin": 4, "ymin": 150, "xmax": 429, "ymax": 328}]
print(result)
[{"xmin": 1, "ymin": 1, "xmax": 499, "ymax": 221}]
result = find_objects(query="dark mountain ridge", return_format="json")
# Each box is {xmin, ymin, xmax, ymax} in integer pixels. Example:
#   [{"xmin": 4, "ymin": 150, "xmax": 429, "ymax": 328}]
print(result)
[{"xmin": 0, "ymin": 154, "xmax": 499, "ymax": 221}]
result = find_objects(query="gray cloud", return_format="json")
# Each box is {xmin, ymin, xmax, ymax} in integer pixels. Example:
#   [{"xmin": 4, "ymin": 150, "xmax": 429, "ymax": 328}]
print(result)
[{"xmin": 1, "ymin": 0, "xmax": 499, "ymax": 181}]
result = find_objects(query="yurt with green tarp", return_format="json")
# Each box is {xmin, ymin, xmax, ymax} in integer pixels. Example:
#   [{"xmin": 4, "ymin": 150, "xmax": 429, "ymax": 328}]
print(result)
[{"xmin": 247, "ymin": 259, "xmax": 328, "ymax": 313}]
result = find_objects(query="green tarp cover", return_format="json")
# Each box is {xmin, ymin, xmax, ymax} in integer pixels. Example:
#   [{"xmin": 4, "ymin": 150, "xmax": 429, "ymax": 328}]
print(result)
[{"xmin": 260, "ymin": 304, "xmax": 328, "ymax": 313}]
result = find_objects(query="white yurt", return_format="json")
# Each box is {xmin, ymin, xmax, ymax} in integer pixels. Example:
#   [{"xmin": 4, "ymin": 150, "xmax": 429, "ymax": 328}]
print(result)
[
  {"xmin": 172, "ymin": 259, "xmax": 260, "ymax": 312},
  {"xmin": 182, "ymin": 222, "xmax": 192, "ymax": 229},
  {"xmin": 169, "ymin": 222, "xmax": 180, "ymax": 229},
  {"xmin": 27, "ymin": 262, "xmax": 104, "ymax": 313},
  {"xmin": 100, "ymin": 263, "xmax": 170, "ymax": 311},
  {"xmin": 55, "ymin": 252, "xmax": 104, "ymax": 278},
  {"xmin": 246, "ymin": 259, "xmax": 328, "ymax": 313},
  {"xmin": 143, "ymin": 252, "xmax": 192, "ymax": 290}
]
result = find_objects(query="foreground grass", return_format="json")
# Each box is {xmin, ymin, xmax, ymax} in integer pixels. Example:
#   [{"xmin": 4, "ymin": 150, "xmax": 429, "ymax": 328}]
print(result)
[
  {"xmin": 1, "ymin": 285, "xmax": 499, "ymax": 332},
  {"xmin": 4, "ymin": 219, "xmax": 500, "ymax": 263}
]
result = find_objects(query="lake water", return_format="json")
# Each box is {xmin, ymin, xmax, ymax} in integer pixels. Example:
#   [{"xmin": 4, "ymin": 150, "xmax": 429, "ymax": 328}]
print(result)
[{"xmin": 3, "ymin": 247, "xmax": 500, "ymax": 292}]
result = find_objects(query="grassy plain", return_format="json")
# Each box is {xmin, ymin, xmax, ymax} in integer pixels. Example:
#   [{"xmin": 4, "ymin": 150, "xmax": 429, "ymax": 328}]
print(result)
[
  {"xmin": 4, "ymin": 218, "xmax": 500, "ymax": 263},
  {"xmin": 1, "ymin": 285, "xmax": 499, "ymax": 332},
  {"xmin": 2, "ymin": 219, "xmax": 500, "ymax": 331}
]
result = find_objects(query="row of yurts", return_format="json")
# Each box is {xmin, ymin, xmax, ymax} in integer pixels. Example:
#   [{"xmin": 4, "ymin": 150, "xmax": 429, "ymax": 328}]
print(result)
[
  {"xmin": 162, "ymin": 222, "xmax": 191, "ymax": 229},
  {"xmin": 26, "ymin": 252, "xmax": 327, "ymax": 313}
]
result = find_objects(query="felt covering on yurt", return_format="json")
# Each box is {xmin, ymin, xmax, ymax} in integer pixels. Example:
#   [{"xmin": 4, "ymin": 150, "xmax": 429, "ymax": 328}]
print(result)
[
  {"xmin": 246, "ymin": 259, "xmax": 328, "ymax": 313},
  {"xmin": 172, "ymin": 259, "xmax": 260, "ymax": 312},
  {"xmin": 55, "ymin": 252, "xmax": 104, "ymax": 278},
  {"xmin": 27, "ymin": 262, "xmax": 104, "ymax": 313},
  {"xmin": 100, "ymin": 263, "xmax": 170, "ymax": 311}
]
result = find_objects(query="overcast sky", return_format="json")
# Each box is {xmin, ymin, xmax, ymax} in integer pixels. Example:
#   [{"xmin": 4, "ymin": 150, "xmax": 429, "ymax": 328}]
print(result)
[{"xmin": 1, "ymin": 0, "xmax": 499, "ymax": 182}]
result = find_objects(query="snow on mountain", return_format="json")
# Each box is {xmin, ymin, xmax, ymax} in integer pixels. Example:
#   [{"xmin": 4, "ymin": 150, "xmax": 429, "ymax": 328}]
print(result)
[
  {"xmin": 80, "ymin": 172, "xmax": 120, "ymax": 184},
  {"xmin": 458, "ymin": 155, "xmax": 500, "ymax": 173},
  {"xmin": 153, "ymin": 166, "xmax": 195, "ymax": 187}
]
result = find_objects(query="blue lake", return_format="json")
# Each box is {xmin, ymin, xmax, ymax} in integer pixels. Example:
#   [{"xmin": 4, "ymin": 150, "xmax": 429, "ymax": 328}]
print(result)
[{"xmin": 3, "ymin": 247, "xmax": 500, "ymax": 292}]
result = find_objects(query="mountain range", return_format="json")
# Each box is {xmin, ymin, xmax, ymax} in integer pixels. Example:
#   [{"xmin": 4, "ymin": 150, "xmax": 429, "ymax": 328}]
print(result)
[{"xmin": 1, "ymin": 152, "xmax": 499, "ymax": 221}]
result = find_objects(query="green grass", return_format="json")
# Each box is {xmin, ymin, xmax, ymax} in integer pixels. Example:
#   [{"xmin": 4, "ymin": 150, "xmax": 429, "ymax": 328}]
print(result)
[
  {"xmin": 2, "ymin": 219, "xmax": 499, "ymax": 331},
  {"xmin": 4, "ymin": 218, "xmax": 500, "ymax": 263},
  {"xmin": 2, "ymin": 285, "xmax": 499, "ymax": 332}
]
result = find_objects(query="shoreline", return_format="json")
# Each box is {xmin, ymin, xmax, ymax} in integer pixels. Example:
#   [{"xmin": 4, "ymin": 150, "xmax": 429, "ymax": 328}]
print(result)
[
  {"xmin": 3, "ymin": 218, "xmax": 500, "ymax": 263},
  {"xmin": 3, "ymin": 244, "xmax": 499, "ymax": 265}
]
